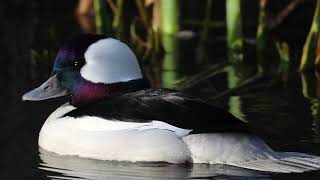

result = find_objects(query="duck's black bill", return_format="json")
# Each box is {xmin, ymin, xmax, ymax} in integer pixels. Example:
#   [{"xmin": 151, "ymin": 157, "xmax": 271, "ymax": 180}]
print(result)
[{"xmin": 22, "ymin": 74, "xmax": 69, "ymax": 101}]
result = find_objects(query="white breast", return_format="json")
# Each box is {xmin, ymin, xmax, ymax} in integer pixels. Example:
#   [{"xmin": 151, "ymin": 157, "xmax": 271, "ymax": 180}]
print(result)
[{"xmin": 39, "ymin": 104, "xmax": 192, "ymax": 163}]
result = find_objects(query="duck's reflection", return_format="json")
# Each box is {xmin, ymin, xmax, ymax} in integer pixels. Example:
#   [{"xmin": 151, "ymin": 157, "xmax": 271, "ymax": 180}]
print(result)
[{"xmin": 38, "ymin": 148, "xmax": 270, "ymax": 179}]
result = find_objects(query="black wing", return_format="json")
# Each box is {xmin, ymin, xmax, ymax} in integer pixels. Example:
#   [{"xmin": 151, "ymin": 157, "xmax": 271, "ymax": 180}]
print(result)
[{"xmin": 64, "ymin": 89, "xmax": 250, "ymax": 133}]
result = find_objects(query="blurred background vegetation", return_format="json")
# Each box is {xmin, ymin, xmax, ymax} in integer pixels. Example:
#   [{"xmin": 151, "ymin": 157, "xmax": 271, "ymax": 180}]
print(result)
[
  {"xmin": 2, "ymin": 0, "xmax": 320, "ymax": 121},
  {"xmin": 1, "ymin": 0, "xmax": 319, "ymax": 111},
  {"xmin": 2, "ymin": 0, "xmax": 318, "ymax": 90},
  {"xmin": 73, "ymin": 0, "xmax": 320, "ymax": 90}
]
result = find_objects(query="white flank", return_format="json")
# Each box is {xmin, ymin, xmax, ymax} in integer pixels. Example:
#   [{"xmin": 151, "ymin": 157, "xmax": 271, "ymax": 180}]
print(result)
[
  {"xmin": 182, "ymin": 133, "xmax": 276, "ymax": 164},
  {"xmin": 81, "ymin": 38, "xmax": 142, "ymax": 84},
  {"xmin": 39, "ymin": 104, "xmax": 191, "ymax": 163},
  {"xmin": 183, "ymin": 133, "xmax": 320, "ymax": 173},
  {"xmin": 39, "ymin": 104, "xmax": 320, "ymax": 173}
]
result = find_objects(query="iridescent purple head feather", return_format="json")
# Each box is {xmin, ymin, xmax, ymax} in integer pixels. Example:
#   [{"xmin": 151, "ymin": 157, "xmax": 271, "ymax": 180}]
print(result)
[{"xmin": 52, "ymin": 34, "xmax": 106, "ymax": 73}]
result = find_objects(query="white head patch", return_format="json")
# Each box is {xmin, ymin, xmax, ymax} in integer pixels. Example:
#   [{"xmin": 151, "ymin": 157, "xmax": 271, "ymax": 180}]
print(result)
[{"xmin": 81, "ymin": 38, "xmax": 142, "ymax": 84}]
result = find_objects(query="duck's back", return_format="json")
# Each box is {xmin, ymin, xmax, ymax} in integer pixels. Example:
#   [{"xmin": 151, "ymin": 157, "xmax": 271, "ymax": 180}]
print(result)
[{"xmin": 64, "ymin": 88, "xmax": 249, "ymax": 134}]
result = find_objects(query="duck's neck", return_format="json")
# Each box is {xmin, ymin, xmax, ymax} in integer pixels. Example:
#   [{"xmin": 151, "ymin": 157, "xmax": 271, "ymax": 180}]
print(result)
[{"xmin": 70, "ymin": 78, "xmax": 150, "ymax": 107}]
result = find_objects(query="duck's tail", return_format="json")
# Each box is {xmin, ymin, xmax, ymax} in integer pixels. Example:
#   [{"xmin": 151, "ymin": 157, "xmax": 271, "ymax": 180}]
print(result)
[
  {"xmin": 183, "ymin": 133, "xmax": 320, "ymax": 173},
  {"xmin": 231, "ymin": 152, "xmax": 320, "ymax": 173}
]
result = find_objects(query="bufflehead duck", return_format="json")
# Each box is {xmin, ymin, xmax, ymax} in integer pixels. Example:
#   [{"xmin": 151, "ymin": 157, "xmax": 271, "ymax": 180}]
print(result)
[{"xmin": 23, "ymin": 34, "xmax": 320, "ymax": 173}]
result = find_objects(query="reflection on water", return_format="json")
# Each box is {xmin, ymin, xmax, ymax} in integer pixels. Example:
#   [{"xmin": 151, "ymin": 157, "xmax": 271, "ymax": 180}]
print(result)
[
  {"xmin": 301, "ymin": 72, "xmax": 320, "ymax": 144},
  {"xmin": 39, "ymin": 149, "xmax": 269, "ymax": 179},
  {"xmin": 161, "ymin": 34, "xmax": 180, "ymax": 88},
  {"xmin": 227, "ymin": 66, "xmax": 245, "ymax": 121}
]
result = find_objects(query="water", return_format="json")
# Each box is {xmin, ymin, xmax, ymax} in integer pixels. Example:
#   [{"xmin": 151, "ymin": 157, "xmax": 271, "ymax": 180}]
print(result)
[{"xmin": 1, "ymin": 0, "xmax": 320, "ymax": 179}]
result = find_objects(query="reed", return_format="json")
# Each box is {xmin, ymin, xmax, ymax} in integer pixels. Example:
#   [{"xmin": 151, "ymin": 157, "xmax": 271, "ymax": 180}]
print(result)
[
  {"xmin": 227, "ymin": 65, "xmax": 246, "ymax": 121},
  {"xmin": 177, "ymin": 62, "xmax": 228, "ymax": 90},
  {"xmin": 301, "ymin": 72, "xmax": 318, "ymax": 98},
  {"xmin": 257, "ymin": 0, "xmax": 268, "ymax": 60},
  {"xmin": 196, "ymin": 0, "xmax": 213, "ymax": 64},
  {"xmin": 160, "ymin": 0, "xmax": 179, "ymax": 36},
  {"xmin": 226, "ymin": 0, "xmax": 243, "ymax": 54},
  {"xmin": 93, "ymin": 0, "xmax": 112, "ymax": 35},
  {"xmin": 256, "ymin": 0, "xmax": 280, "ymax": 74},
  {"xmin": 276, "ymin": 42, "xmax": 290, "ymax": 74},
  {"xmin": 161, "ymin": 34, "xmax": 179, "ymax": 88},
  {"xmin": 160, "ymin": 0, "xmax": 179, "ymax": 88},
  {"xmin": 299, "ymin": 0, "xmax": 320, "ymax": 71},
  {"xmin": 200, "ymin": 0, "xmax": 213, "ymax": 42},
  {"xmin": 112, "ymin": 0, "xmax": 125, "ymax": 39}
]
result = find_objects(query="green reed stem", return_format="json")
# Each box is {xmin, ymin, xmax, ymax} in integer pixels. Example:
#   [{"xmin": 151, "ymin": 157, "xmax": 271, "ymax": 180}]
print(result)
[
  {"xmin": 299, "ymin": 0, "xmax": 320, "ymax": 71},
  {"xmin": 226, "ymin": 0, "xmax": 243, "ymax": 54},
  {"xmin": 160, "ymin": 0, "xmax": 179, "ymax": 36},
  {"xmin": 94, "ymin": 0, "xmax": 112, "ymax": 35}
]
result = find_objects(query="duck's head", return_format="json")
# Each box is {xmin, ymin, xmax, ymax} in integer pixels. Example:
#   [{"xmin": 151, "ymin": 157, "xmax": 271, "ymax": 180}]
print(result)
[{"xmin": 22, "ymin": 34, "xmax": 149, "ymax": 106}]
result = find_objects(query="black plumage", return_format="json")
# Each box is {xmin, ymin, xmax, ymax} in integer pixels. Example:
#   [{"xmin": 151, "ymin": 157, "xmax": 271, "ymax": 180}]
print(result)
[{"xmin": 64, "ymin": 89, "xmax": 250, "ymax": 134}]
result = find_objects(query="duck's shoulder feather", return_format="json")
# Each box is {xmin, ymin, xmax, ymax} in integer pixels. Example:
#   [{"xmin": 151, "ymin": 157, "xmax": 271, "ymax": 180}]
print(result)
[{"xmin": 64, "ymin": 89, "xmax": 249, "ymax": 133}]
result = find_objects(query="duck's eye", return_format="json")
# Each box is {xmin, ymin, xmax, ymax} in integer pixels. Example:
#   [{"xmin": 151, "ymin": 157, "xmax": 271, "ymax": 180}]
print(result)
[
  {"xmin": 74, "ymin": 61, "xmax": 79, "ymax": 67},
  {"xmin": 73, "ymin": 58, "xmax": 85, "ymax": 68}
]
